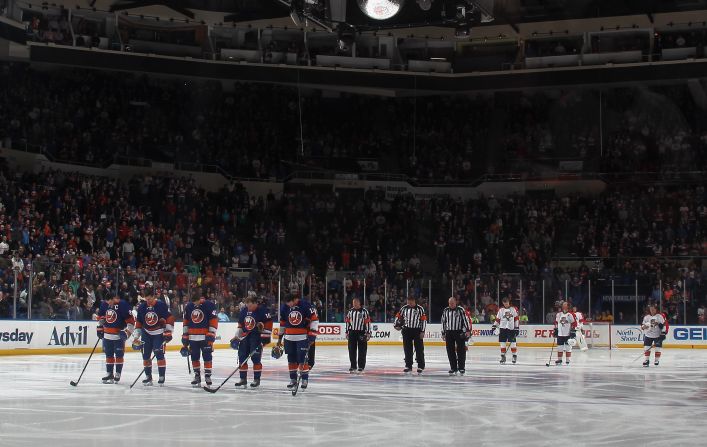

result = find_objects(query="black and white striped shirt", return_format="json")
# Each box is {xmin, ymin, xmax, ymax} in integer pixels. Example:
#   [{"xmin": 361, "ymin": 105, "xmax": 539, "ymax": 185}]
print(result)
[
  {"xmin": 395, "ymin": 304, "xmax": 427, "ymax": 331},
  {"xmin": 346, "ymin": 307, "xmax": 371, "ymax": 333},
  {"xmin": 441, "ymin": 306, "xmax": 471, "ymax": 332}
]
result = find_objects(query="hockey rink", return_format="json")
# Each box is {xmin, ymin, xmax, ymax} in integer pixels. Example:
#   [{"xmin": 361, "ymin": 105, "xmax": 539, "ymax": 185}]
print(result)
[{"xmin": 0, "ymin": 346, "xmax": 706, "ymax": 447}]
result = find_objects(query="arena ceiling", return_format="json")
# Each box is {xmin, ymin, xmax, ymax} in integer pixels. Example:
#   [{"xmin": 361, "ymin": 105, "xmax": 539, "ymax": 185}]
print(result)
[{"xmin": 83, "ymin": 1, "xmax": 707, "ymax": 29}]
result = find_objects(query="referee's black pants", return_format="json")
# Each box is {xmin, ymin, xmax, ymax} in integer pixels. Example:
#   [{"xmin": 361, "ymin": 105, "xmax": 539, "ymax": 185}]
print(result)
[
  {"xmin": 347, "ymin": 330, "xmax": 368, "ymax": 369},
  {"xmin": 444, "ymin": 330, "xmax": 466, "ymax": 371},
  {"xmin": 402, "ymin": 328, "xmax": 425, "ymax": 369}
]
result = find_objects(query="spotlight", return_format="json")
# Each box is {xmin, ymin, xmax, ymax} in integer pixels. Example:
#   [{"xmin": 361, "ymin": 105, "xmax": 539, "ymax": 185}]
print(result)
[{"xmin": 357, "ymin": 0, "xmax": 406, "ymax": 21}]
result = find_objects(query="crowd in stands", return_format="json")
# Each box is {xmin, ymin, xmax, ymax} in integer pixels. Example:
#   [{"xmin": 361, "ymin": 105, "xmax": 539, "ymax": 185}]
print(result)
[
  {"xmin": 25, "ymin": 7, "xmax": 71, "ymax": 45},
  {"xmin": 3, "ymin": 63, "xmax": 707, "ymax": 186},
  {"xmin": 0, "ymin": 141, "xmax": 704, "ymax": 324}
]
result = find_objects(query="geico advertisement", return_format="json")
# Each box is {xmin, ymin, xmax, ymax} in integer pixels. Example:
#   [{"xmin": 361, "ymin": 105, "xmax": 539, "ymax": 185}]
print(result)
[{"xmin": 613, "ymin": 325, "xmax": 707, "ymax": 345}]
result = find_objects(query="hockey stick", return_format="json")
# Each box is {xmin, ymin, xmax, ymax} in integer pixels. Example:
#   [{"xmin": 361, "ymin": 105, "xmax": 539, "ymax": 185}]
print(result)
[
  {"xmin": 187, "ymin": 350, "xmax": 192, "ymax": 375},
  {"xmin": 545, "ymin": 338, "xmax": 556, "ymax": 367},
  {"xmin": 203, "ymin": 345, "xmax": 261, "ymax": 393},
  {"xmin": 292, "ymin": 342, "xmax": 315, "ymax": 397},
  {"xmin": 69, "ymin": 338, "xmax": 101, "ymax": 387}
]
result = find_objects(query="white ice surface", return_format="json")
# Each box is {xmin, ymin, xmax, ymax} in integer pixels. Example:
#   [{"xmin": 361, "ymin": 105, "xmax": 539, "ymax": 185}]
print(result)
[{"xmin": 0, "ymin": 346, "xmax": 706, "ymax": 447}]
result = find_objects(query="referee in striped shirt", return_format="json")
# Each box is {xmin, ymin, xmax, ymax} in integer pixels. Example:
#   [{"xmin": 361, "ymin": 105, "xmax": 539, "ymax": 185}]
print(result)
[
  {"xmin": 394, "ymin": 296, "xmax": 427, "ymax": 374},
  {"xmin": 441, "ymin": 297, "xmax": 471, "ymax": 375},
  {"xmin": 345, "ymin": 298, "xmax": 371, "ymax": 373}
]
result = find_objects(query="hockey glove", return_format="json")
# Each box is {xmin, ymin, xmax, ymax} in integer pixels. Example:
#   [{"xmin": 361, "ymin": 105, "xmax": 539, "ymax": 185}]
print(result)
[
  {"xmin": 345, "ymin": 332, "xmax": 349, "ymax": 340},
  {"xmin": 393, "ymin": 324, "xmax": 402, "ymax": 331},
  {"xmin": 230, "ymin": 338, "xmax": 240, "ymax": 350},
  {"xmin": 464, "ymin": 331, "xmax": 471, "ymax": 341},
  {"xmin": 658, "ymin": 323, "xmax": 664, "ymax": 329},
  {"xmin": 205, "ymin": 333, "xmax": 216, "ymax": 346},
  {"xmin": 307, "ymin": 334, "xmax": 317, "ymax": 345},
  {"xmin": 119, "ymin": 330, "xmax": 130, "ymax": 341},
  {"xmin": 162, "ymin": 331, "xmax": 173, "ymax": 343},
  {"xmin": 179, "ymin": 346, "xmax": 190, "ymax": 357},
  {"xmin": 570, "ymin": 330, "xmax": 576, "ymax": 339},
  {"xmin": 659, "ymin": 333, "xmax": 666, "ymax": 342},
  {"xmin": 96, "ymin": 327, "xmax": 104, "ymax": 340},
  {"xmin": 271, "ymin": 344, "xmax": 284, "ymax": 359},
  {"xmin": 365, "ymin": 332, "xmax": 371, "ymax": 342},
  {"xmin": 552, "ymin": 328, "xmax": 559, "ymax": 338},
  {"xmin": 514, "ymin": 329, "xmax": 520, "ymax": 338},
  {"xmin": 181, "ymin": 334, "xmax": 189, "ymax": 347},
  {"xmin": 491, "ymin": 325, "xmax": 498, "ymax": 335}
]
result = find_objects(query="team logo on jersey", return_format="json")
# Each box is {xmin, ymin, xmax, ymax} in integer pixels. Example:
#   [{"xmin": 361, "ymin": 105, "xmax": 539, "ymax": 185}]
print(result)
[
  {"xmin": 191, "ymin": 309, "xmax": 204, "ymax": 324},
  {"xmin": 502, "ymin": 310, "xmax": 512, "ymax": 320},
  {"xmin": 288, "ymin": 311, "xmax": 303, "ymax": 326},
  {"xmin": 145, "ymin": 311, "xmax": 159, "ymax": 327},
  {"xmin": 244, "ymin": 315, "xmax": 256, "ymax": 331},
  {"xmin": 105, "ymin": 309, "xmax": 118, "ymax": 324},
  {"xmin": 560, "ymin": 317, "xmax": 568, "ymax": 325}
]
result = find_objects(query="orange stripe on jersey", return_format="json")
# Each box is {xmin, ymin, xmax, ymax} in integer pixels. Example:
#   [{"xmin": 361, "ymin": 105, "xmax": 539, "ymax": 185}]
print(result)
[
  {"xmin": 125, "ymin": 316, "xmax": 135, "ymax": 325},
  {"xmin": 204, "ymin": 362, "xmax": 212, "ymax": 369},
  {"xmin": 104, "ymin": 327, "xmax": 121, "ymax": 334},
  {"xmin": 285, "ymin": 328, "xmax": 308, "ymax": 335},
  {"xmin": 188, "ymin": 328, "xmax": 210, "ymax": 335},
  {"xmin": 143, "ymin": 360, "xmax": 152, "ymax": 367},
  {"xmin": 115, "ymin": 358, "xmax": 124, "ymax": 364},
  {"xmin": 106, "ymin": 357, "xmax": 115, "ymax": 364},
  {"xmin": 263, "ymin": 321, "xmax": 273, "ymax": 331},
  {"xmin": 253, "ymin": 364, "xmax": 262, "ymax": 370},
  {"xmin": 239, "ymin": 365, "xmax": 248, "ymax": 371},
  {"xmin": 209, "ymin": 318, "xmax": 219, "ymax": 329},
  {"xmin": 157, "ymin": 360, "xmax": 166, "ymax": 367}
]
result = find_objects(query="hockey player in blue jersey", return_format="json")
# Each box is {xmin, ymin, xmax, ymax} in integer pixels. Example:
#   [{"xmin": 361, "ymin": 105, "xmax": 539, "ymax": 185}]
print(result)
[
  {"xmin": 277, "ymin": 294, "xmax": 318, "ymax": 389},
  {"xmin": 96, "ymin": 295, "xmax": 134, "ymax": 384},
  {"xmin": 181, "ymin": 293, "xmax": 218, "ymax": 387},
  {"xmin": 231, "ymin": 296, "xmax": 273, "ymax": 388},
  {"xmin": 132, "ymin": 282, "xmax": 174, "ymax": 386}
]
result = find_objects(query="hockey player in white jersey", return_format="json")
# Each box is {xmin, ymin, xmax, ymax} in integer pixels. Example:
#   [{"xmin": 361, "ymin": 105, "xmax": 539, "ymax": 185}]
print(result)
[
  {"xmin": 492, "ymin": 297, "xmax": 519, "ymax": 364},
  {"xmin": 572, "ymin": 306, "xmax": 589, "ymax": 351},
  {"xmin": 553, "ymin": 302, "xmax": 577, "ymax": 365},
  {"xmin": 641, "ymin": 304, "xmax": 666, "ymax": 367}
]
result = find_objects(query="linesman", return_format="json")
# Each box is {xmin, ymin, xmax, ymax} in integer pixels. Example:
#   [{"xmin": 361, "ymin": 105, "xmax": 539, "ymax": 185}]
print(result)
[
  {"xmin": 441, "ymin": 297, "xmax": 471, "ymax": 375},
  {"xmin": 345, "ymin": 297, "xmax": 371, "ymax": 374}
]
